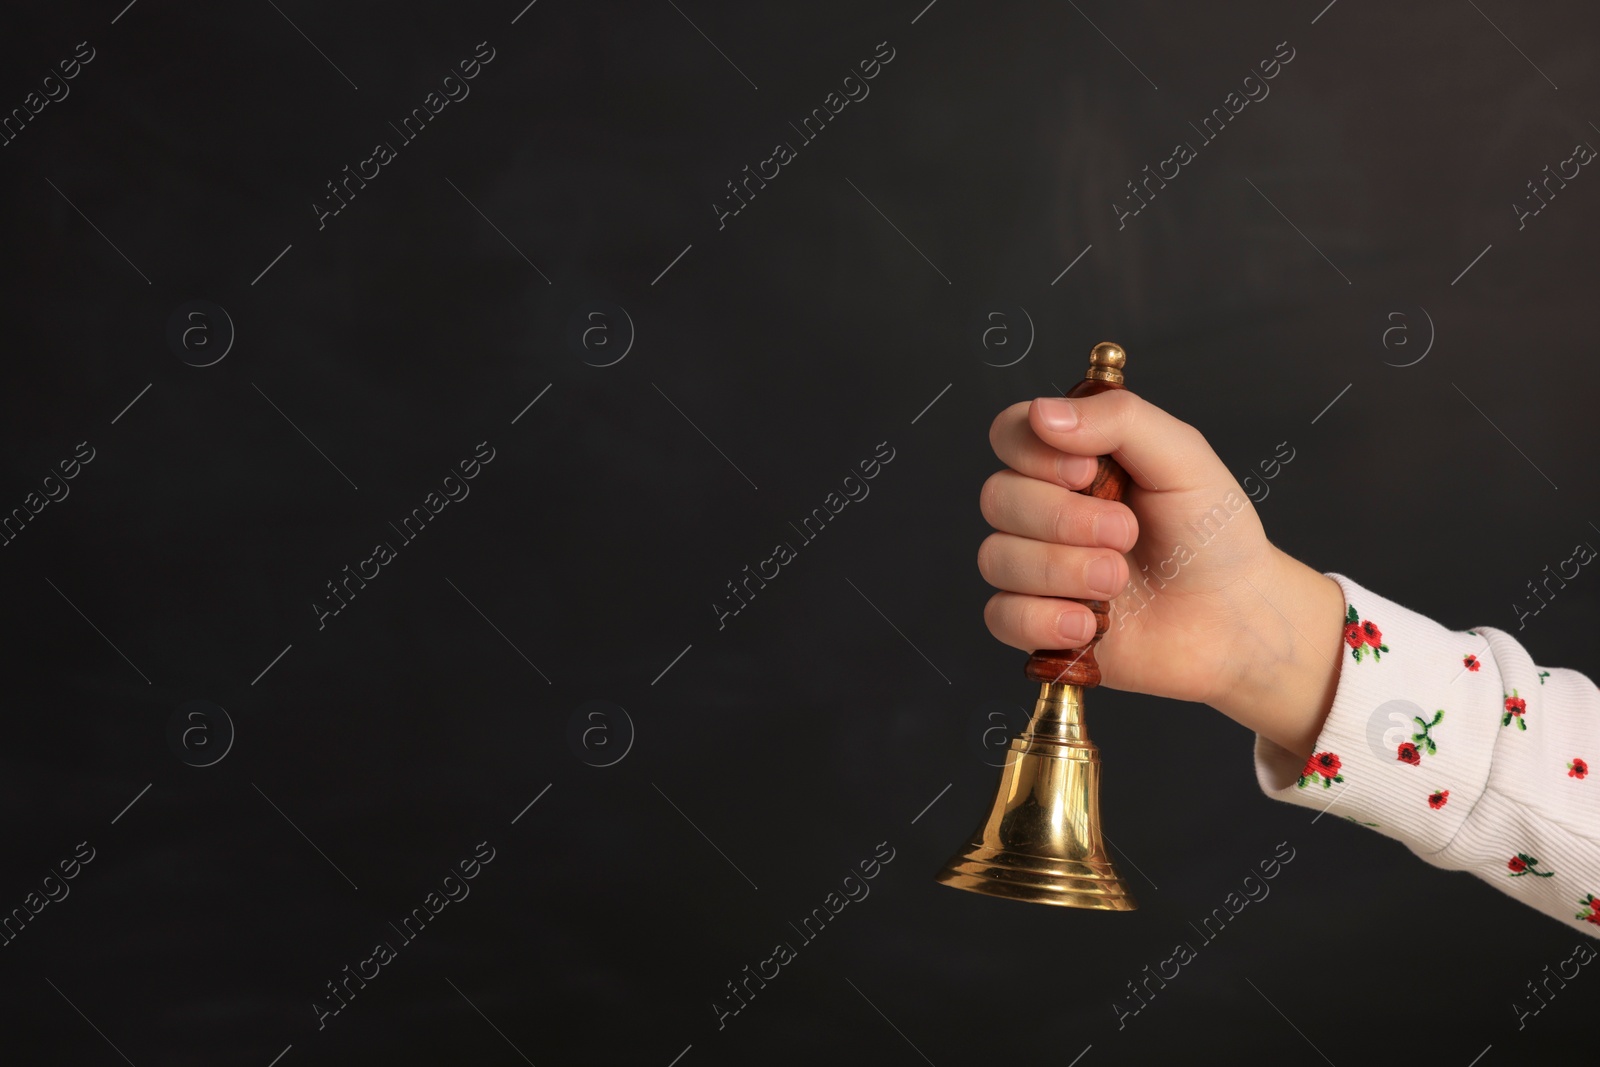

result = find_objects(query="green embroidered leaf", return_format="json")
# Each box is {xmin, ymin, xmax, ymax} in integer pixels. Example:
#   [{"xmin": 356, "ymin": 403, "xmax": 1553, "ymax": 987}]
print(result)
[
  {"xmin": 1431, "ymin": 710, "xmax": 1444, "ymax": 726},
  {"xmin": 1347, "ymin": 605, "xmax": 1360, "ymax": 623},
  {"xmin": 1519, "ymin": 718, "xmax": 1527, "ymax": 731},
  {"xmin": 1424, "ymin": 739, "xmax": 1437, "ymax": 754}
]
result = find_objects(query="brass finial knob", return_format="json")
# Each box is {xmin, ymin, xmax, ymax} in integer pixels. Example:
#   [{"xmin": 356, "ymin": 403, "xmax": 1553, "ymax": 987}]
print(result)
[{"xmin": 1087, "ymin": 341, "xmax": 1126, "ymax": 384}]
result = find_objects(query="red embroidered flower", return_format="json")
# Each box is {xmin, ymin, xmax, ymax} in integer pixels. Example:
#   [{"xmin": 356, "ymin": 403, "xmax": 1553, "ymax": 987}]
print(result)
[
  {"xmin": 1428, "ymin": 790, "xmax": 1448, "ymax": 809},
  {"xmin": 1503, "ymin": 690, "xmax": 1527, "ymax": 730},
  {"xmin": 1508, "ymin": 853, "xmax": 1554, "ymax": 878},
  {"xmin": 1296, "ymin": 751, "xmax": 1345, "ymax": 789},
  {"xmin": 1570, "ymin": 758, "xmax": 1589, "ymax": 779},
  {"xmin": 1397, "ymin": 742, "xmax": 1421, "ymax": 766},
  {"xmin": 1463, "ymin": 654, "xmax": 1480, "ymax": 672},
  {"xmin": 1587, "ymin": 910, "xmax": 1600, "ymax": 926},
  {"xmin": 1344, "ymin": 606, "xmax": 1389, "ymax": 662},
  {"xmin": 1579, "ymin": 894, "xmax": 1600, "ymax": 923}
]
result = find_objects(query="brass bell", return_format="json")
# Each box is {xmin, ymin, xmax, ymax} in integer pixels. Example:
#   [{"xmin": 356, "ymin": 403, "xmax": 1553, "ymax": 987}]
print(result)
[{"xmin": 936, "ymin": 343, "xmax": 1137, "ymax": 910}]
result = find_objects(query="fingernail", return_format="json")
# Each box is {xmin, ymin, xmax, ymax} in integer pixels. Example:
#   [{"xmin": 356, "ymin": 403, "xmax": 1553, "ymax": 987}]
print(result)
[
  {"xmin": 1085, "ymin": 555, "xmax": 1120, "ymax": 598},
  {"xmin": 1096, "ymin": 512, "xmax": 1131, "ymax": 550},
  {"xmin": 1035, "ymin": 397, "xmax": 1078, "ymax": 432},
  {"xmin": 1057, "ymin": 610, "xmax": 1095, "ymax": 643},
  {"xmin": 1056, "ymin": 453, "xmax": 1096, "ymax": 486}
]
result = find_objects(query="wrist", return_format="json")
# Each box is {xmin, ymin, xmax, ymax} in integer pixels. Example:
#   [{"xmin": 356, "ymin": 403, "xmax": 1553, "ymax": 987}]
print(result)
[{"xmin": 1211, "ymin": 549, "xmax": 1346, "ymax": 760}]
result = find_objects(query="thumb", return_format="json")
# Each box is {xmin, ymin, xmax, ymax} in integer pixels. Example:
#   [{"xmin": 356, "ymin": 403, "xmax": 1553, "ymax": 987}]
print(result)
[{"xmin": 1027, "ymin": 389, "xmax": 1218, "ymax": 493}]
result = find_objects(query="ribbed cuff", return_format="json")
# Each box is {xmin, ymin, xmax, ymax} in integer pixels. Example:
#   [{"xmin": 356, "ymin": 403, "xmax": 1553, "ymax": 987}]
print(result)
[{"xmin": 1253, "ymin": 573, "xmax": 1501, "ymax": 855}]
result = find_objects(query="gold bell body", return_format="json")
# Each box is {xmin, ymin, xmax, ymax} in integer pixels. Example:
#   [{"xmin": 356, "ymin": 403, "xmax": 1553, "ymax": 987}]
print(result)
[{"xmin": 936, "ymin": 683, "xmax": 1135, "ymax": 909}]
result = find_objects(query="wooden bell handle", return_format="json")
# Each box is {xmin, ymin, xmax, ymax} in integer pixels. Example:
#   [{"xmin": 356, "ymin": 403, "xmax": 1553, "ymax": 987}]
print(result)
[{"xmin": 1024, "ymin": 343, "xmax": 1130, "ymax": 688}]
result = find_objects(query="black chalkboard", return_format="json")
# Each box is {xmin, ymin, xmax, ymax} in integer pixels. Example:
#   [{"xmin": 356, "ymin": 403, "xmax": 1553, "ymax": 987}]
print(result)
[{"xmin": 3, "ymin": 1, "xmax": 1597, "ymax": 1063}]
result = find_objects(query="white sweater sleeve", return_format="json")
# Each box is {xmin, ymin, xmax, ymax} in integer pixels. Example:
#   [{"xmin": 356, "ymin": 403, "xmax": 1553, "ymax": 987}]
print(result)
[{"xmin": 1254, "ymin": 572, "xmax": 1600, "ymax": 937}]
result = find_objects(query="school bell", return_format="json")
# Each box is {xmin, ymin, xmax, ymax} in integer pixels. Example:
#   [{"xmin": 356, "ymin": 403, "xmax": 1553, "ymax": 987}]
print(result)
[{"xmin": 935, "ymin": 342, "xmax": 1137, "ymax": 910}]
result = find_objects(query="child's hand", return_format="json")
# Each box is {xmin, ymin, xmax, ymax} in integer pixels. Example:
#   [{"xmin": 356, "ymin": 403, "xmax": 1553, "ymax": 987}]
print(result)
[{"xmin": 977, "ymin": 391, "xmax": 1346, "ymax": 759}]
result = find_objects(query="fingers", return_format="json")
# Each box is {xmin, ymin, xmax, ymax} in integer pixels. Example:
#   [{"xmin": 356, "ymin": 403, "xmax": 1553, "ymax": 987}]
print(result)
[
  {"xmin": 989, "ymin": 402, "xmax": 1100, "ymax": 489},
  {"xmin": 984, "ymin": 591, "xmax": 1099, "ymax": 652},
  {"xmin": 979, "ymin": 469, "xmax": 1139, "ymax": 552},
  {"xmin": 998, "ymin": 389, "xmax": 1213, "ymax": 493},
  {"xmin": 977, "ymin": 532, "xmax": 1128, "ymax": 601}
]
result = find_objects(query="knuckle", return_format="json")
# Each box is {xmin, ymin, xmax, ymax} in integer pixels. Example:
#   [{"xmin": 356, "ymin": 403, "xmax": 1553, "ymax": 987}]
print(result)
[
  {"xmin": 1104, "ymin": 388, "xmax": 1139, "ymax": 432},
  {"xmin": 1039, "ymin": 543, "xmax": 1065, "ymax": 594},
  {"xmin": 1029, "ymin": 598, "xmax": 1063, "ymax": 644},
  {"xmin": 1051, "ymin": 495, "xmax": 1090, "ymax": 546},
  {"xmin": 1047, "ymin": 497, "xmax": 1069, "ymax": 544}
]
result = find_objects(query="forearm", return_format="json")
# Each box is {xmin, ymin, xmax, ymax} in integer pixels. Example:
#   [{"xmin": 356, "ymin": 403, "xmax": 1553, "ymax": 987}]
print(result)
[{"xmin": 1210, "ymin": 548, "xmax": 1345, "ymax": 761}]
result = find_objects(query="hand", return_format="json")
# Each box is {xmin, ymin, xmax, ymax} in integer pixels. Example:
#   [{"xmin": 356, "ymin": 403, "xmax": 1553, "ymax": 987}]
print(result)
[{"xmin": 977, "ymin": 390, "xmax": 1346, "ymax": 759}]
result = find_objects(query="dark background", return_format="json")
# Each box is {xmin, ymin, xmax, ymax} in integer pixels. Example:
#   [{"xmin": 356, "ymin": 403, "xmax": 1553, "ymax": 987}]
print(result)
[{"xmin": 3, "ymin": 0, "xmax": 1598, "ymax": 1063}]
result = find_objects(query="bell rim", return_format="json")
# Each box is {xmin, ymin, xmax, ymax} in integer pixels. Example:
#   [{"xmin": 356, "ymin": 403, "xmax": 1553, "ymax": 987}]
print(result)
[{"xmin": 935, "ymin": 846, "xmax": 1139, "ymax": 910}]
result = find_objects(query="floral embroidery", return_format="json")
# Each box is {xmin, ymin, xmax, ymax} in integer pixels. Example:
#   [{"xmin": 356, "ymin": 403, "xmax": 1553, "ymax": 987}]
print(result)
[
  {"xmin": 1395, "ymin": 711, "xmax": 1444, "ymax": 766},
  {"xmin": 1428, "ymin": 790, "xmax": 1448, "ymax": 809},
  {"xmin": 1570, "ymin": 758, "xmax": 1588, "ymax": 779},
  {"xmin": 1579, "ymin": 894, "xmax": 1600, "ymax": 924},
  {"xmin": 1503, "ymin": 690, "xmax": 1527, "ymax": 730},
  {"xmin": 1539, "ymin": 670, "xmax": 1551, "ymax": 684},
  {"xmin": 1297, "ymin": 751, "xmax": 1344, "ymax": 789},
  {"xmin": 1463, "ymin": 654, "xmax": 1480, "ymax": 672},
  {"xmin": 1344, "ymin": 606, "xmax": 1389, "ymax": 662},
  {"xmin": 1412, "ymin": 709, "xmax": 1444, "ymax": 755},
  {"xmin": 1508, "ymin": 853, "xmax": 1554, "ymax": 878}
]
